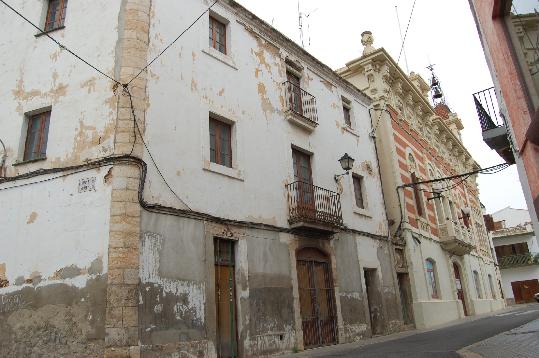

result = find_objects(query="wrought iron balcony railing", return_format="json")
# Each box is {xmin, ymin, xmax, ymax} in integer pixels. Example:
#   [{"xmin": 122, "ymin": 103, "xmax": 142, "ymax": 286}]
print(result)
[
  {"xmin": 283, "ymin": 81, "xmax": 318, "ymax": 126},
  {"xmin": 472, "ymin": 87, "xmax": 515, "ymax": 164},
  {"xmin": 473, "ymin": 87, "xmax": 503, "ymax": 132},
  {"xmin": 498, "ymin": 252, "xmax": 539, "ymax": 269},
  {"xmin": 286, "ymin": 181, "xmax": 343, "ymax": 229}
]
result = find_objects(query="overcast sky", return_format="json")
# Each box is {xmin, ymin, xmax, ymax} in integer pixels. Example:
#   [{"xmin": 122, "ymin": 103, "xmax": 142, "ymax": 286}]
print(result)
[{"xmin": 236, "ymin": 0, "xmax": 528, "ymax": 214}]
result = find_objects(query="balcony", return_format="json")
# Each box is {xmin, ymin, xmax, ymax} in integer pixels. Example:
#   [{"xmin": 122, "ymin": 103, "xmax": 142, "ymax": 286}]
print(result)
[
  {"xmin": 286, "ymin": 181, "xmax": 343, "ymax": 235},
  {"xmin": 438, "ymin": 220, "xmax": 474, "ymax": 256},
  {"xmin": 473, "ymin": 87, "xmax": 515, "ymax": 164},
  {"xmin": 283, "ymin": 81, "xmax": 319, "ymax": 131},
  {"xmin": 498, "ymin": 252, "xmax": 539, "ymax": 269}
]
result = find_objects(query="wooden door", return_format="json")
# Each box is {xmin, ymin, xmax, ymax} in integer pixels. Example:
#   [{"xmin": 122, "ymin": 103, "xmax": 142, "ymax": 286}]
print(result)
[
  {"xmin": 215, "ymin": 239, "xmax": 238, "ymax": 358},
  {"xmin": 453, "ymin": 263, "xmax": 468, "ymax": 316},
  {"xmin": 292, "ymin": 149, "xmax": 315, "ymax": 219},
  {"xmin": 297, "ymin": 248, "xmax": 337, "ymax": 348},
  {"xmin": 287, "ymin": 71, "xmax": 302, "ymax": 115},
  {"xmin": 511, "ymin": 279, "xmax": 539, "ymax": 304}
]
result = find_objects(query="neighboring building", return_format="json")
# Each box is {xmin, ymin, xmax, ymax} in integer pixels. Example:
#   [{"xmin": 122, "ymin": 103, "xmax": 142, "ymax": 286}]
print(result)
[
  {"xmin": 337, "ymin": 32, "xmax": 504, "ymax": 329},
  {"xmin": 468, "ymin": 0, "xmax": 539, "ymax": 235},
  {"xmin": 487, "ymin": 208, "xmax": 539, "ymax": 305},
  {"xmin": 0, "ymin": 1, "xmax": 407, "ymax": 357}
]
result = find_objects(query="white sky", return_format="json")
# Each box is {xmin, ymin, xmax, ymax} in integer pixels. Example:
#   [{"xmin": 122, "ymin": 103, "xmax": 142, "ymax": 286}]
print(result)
[{"xmin": 236, "ymin": 0, "xmax": 528, "ymax": 214}]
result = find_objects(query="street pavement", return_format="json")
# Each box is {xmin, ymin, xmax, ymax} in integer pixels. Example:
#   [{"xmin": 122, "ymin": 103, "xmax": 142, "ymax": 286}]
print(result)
[
  {"xmin": 282, "ymin": 303, "xmax": 539, "ymax": 358},
  {"xmin": 464, "ymin": 316, "xmax": 539, "ymax": 358}
]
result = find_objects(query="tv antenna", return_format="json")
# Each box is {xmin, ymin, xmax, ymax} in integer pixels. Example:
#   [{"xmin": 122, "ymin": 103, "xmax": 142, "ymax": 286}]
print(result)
[{"xmin": 298, "ymin": 1, "xmax": 318, "ymax": 48}]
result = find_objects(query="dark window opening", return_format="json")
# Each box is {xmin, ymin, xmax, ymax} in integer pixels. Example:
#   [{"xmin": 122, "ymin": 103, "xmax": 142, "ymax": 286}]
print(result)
[
  {"xmin": 44, "ymin": 0, "xmax": 68, "ymax": 32},
  {"xmin": 353, "ymin": 174, "xmax": 364, "ymax": 209},
  {"xmin": 24, "ymin": 111, "xmax": 51, "ymax": 161},
  {"xmin": 209, "ymin": 117, "xmax": 232, "ymax": 168},
  {"xmin": 209, "ymin": 16, "xmax": 227, "ymax": 54}
]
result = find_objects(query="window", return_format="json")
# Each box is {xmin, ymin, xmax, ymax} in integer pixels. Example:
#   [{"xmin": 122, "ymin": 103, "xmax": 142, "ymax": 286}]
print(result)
[
  {"xmin": 488, "ymin": 274, "xmax": 496, "ymax": 299},
  {"xmin": 24, "ymin": 111, "xmax": 51, "ymax": 161},
  {"xmin": 209, "ymin": 117, "xmax": 232, "ymax": 168},
  {"xmin": 209, "ymin": 16, "xmax": 226, "ymax": 54},
  {"xmin": 44, "ymin": 0, "xmax": 68, "ymax": 32},
  {"xmin": 425, "ymin": 259, "xmax": 438, "ymax": 299},
  {"xmin": 411, "ymin": 172, "xmax": 424, "ymax": 217},
  {"xmin": 353, "ymin": 174, "xmax": 365, "ymax": 209},
  {"xmin": 495, "ymin": 242, "xmax": 529, "ymax": 259},
  {"xmin": 473, "ymin": 270, "xmax": 482, "ymax": 299},
  {"xmin": 342, "ymin": 98, "xmax": 352, "ymax": 127}
]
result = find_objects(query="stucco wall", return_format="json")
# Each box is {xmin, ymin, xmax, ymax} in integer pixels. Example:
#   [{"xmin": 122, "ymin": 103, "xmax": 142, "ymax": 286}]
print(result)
[
  {"xmin": 0, "ymin": 168, "xmax": 112, "ymax": 357},
  {"xmin": 0, "ymin": 0, "xmax": 122, "ymax": 355},
  {"xmin": 499, "ymin": 266, "xmax": 539, "ymax": 300},
  {"xmin": 141, "ymin": 0, "xmax": 385, "ymax": 235}
]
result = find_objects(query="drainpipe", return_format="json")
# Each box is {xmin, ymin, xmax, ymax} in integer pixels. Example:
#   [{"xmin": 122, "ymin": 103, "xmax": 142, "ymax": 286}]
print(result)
[{"xmin": 0, "ymin": 138, "xmax": 6, "ymax": 177}]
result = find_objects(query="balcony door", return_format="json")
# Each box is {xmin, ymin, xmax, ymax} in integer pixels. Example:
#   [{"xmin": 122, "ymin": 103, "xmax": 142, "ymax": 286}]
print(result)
[
  {"xmin": 292, "ymin": 149, "xmax": 315, "ymax": 219},
  {"xmin": 287, "ymin": 71, "xmax": 302, "ymax": 115}
]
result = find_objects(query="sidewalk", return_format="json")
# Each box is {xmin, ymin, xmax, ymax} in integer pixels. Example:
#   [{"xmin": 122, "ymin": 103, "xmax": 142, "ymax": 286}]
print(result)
[
  {"xmin": 278, "ymin": 304, "xmax": 526, "ymax": 357},
  {"xmin": 460, "ymin": 316, "xmax": 539, "ymax": 358}
]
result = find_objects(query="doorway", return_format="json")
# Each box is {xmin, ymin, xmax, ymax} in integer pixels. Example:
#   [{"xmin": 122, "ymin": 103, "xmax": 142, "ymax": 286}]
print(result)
[
  {"xmin": 364, "ymin": 268, "xmax": 384, "ymax": 335},
  {"xmin": 397, "ymin": 273, "xmax": 414, "ymax": 325},
  {"xmin": 214, "ymin": 238, "xmax": 238, "ymax": 358},
  {"xmin": 296, "ymin": 247, "xmax": 338, "ymax": 348},
  {"xmin": 453, "ymin": 262, "xmax": 468, "ymax": 316},
  {"xmin": 511, "ymin": 279, "xmax": 539, "ymax": 304}
]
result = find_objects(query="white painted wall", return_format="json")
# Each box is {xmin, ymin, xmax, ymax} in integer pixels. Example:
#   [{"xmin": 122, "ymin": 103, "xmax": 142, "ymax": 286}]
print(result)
[
  {"xmin": 0, "ymin": 0, "xmax": 121, "ymax": 287},
  {"xmin": 0, "ymin": 168, "xmax": 112, "ymax": 291},
  {"xmin": 142, "ymin": 0, "xmax": 387, "ymax": 234},
  {"xmin": 492, "ymin": 207, "xmax": 533, "ymax": 228},
  {"xmin": 499, "ymin": 265, "xmax": 539, "ymax": 299}
]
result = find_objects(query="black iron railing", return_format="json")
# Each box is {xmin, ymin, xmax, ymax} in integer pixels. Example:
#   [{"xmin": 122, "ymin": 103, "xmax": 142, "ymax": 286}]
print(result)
[
  {"xmin": 286, "ymin": 181, "xmax": 343, "ymax": 227},
  {"xmin": 498, "ymin": 252, "xmax": 539, "ymax": 269},
  {"xmin": 283, "ymin": 81, "xmax": 319, "ymax": 125},
  {"xmin": 473, "ymin": 87, "xmax": 503, "ymax": 131}
]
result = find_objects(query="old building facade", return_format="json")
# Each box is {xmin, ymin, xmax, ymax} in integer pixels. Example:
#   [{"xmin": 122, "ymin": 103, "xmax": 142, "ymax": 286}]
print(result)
[
  {"xmin": 468, "ymin": 0, "xmax": 539, "ymax": 235},
  {"xmin": 487, "ymin": 207, "xmax": 539, "ymax": 305},
  {"xmin": 0, "ymin": 1, "xmax": 406, "ymax": 357},
  {"xmin": 337, "ymin": 33, "xmax": 505, "ymax": 329}
]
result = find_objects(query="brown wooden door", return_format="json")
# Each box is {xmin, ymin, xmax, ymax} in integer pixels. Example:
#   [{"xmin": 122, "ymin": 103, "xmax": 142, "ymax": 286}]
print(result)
[
  {"xmin": 453, "ymin": 263, "xmax": 468, "ymax": 316},
  {"xmin": 287, "ymin": 71, "xmax": 302, "ymax": 115},
  {"xmin": 215, "ymin": 239, "xmax": 238, "ymax": 358},
  {"xmin": 511, "ymin": 279, "xmax": 539, "ymax": 304},
  {"xmin": 297, "ymin": 248, "xmax": 337, "ymax": 348},
  {"xmin": 292, "ymin": 149, "xmax": 315, "ymax": 219}
]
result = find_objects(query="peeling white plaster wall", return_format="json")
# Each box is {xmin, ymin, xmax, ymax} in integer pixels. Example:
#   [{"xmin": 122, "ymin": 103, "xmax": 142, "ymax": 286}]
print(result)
[
  {"xmin": 0, "ymin": 168, "xmax": 112, "ymax": 288},
  {"xmin": 141, "ymin": 232, "xmax": 206, "ymax": 325},
  {"xmin": 0, "ymin": 0, "xmax": 121, "ymax": 290},
  {"xmin": 142, "ymin": 0, "xmax": 387, "ymax": 235}
]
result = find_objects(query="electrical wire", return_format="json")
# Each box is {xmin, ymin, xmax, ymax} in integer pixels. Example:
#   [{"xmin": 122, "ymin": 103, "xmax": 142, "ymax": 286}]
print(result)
[
  {"xmin": 126, "ymin": 0, "xmax": 219, "ymax": 86},
  {"xmin": 0, "ymin": 154, "xmax": 387, "ymax": 241},
  {"xmin": 123, "ymin": 86, "xmax": 192, "ymax": 211},
  {"xmin": 397, "ymin": 0, "xmax": 417, "ymax": 65},
  {"xmin": 0, "ymin": 0, "xmax": 121, "ymax": 85}
]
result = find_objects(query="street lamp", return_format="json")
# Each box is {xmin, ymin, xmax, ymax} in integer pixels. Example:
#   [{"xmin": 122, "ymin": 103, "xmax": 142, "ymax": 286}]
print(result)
[
  {"xmin": 334, "ymin": 153, "xmax": 355, "ymax": 181},
  {"xmin": 460, "ymin": 207, "xmax": 471, "ymax": 228}
]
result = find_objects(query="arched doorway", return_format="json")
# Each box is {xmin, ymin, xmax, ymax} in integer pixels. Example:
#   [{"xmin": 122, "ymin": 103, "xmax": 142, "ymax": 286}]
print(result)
[
  {"xmin": 296, "ymin": 247, "xmax": 338, "ymax": 348},
  {"xmin": 453, "ymin": 262, "xmax": 468, "ymax": 316}
]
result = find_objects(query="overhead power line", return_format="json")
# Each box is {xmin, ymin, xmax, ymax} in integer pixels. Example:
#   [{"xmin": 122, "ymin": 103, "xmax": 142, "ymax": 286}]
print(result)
[
  {"xmin": 0, "ymin": 0, "xmax": 121, "ymax": 85},
  {"xmin": 127, "ymin": 0, "xmax": 219, "ymax": 85},
  {"xmin": 397, "ymin": 0, "xmax": 417, "ymax": 65}
]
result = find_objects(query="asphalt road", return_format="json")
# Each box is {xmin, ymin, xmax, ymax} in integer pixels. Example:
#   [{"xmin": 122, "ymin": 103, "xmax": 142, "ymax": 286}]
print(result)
[{"xmin": 298, "ymin": 303, "xmax": 539, "ymax": 358}]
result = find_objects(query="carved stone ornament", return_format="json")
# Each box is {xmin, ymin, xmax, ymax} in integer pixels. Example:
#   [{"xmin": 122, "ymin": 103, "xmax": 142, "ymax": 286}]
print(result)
[{"xmin": 361, "ymin": 31, "xmax": 376, "ymax": 56}]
